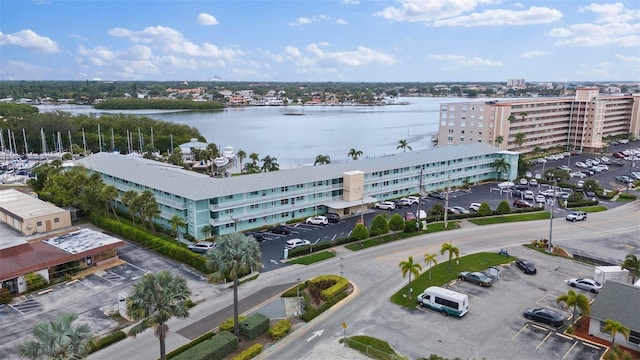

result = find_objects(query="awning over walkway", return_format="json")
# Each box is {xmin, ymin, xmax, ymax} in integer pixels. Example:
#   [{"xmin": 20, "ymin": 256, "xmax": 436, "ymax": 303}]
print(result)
[{"xmin": 322, "ymin": 196, "xmax": 378, "ymax": 210}]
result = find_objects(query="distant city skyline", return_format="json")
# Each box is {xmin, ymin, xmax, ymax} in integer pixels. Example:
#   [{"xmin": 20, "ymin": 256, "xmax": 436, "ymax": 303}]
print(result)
[{"xmin": 1, "ymin": 1, "xmax": 638, "ymax": 82}]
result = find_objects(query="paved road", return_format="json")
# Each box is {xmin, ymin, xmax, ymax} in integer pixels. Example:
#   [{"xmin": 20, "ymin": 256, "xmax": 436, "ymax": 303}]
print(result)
[{"xmin": 88, "ymin": 200, "xmax": 639, "ymax": 360}]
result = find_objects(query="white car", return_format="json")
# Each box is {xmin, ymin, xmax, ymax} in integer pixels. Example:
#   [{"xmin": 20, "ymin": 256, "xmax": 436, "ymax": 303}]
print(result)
[
  {"xmin": 535, "ymin": 195, "xmax": 546, "ymax": 204},
  {"xmin": 452, "ymin": 206, "xmax": 470, "ymax": 214},
  {"xmin": 405, "ymin": 196, "xmax": 421, "ymax": 205},
  {"xmin": 575, "ymin": 162, "xmax": 588, "ymax": 168},
  {"xmin": 188, "ymin": 241, "xmax": 217, "ymax": 254},
  {"xmin": 398, "ymin": 198, "xmax": 414, "ymax": 206},
  {"xmin": 305, "ymin": 216, "xmax": 328, "ymax": 226},
  {"xmin": 567, "ymin": 278, "xmax": 602, "ymax": 293},
  {"xmin": 565, "ymin": 211, "xmax": 587, "ymax": 222},
  {"xmin": 374, "ymin": 201, "xmax": 396, "ymax": 210},
  {"xmin": 469, "ymin": 203, "xmax": 482, "ymax": 212},
  {"xmin": 523, "ymin": 190, "xmax": 535, "ymax": 200},
  {"xmin": 570, "ymin": 171, "xmax": 587, "ymax": 179},
  {"xmin": 529, "ymin": 179, "xmax": 538, "ymax": 186},
  {"xmin": 519, "ymin": 178, "xmax": 528, "ymax": 185},
  {"xmin": 285, "ymin": 238, "xmax": 311, "ymax": 250}
]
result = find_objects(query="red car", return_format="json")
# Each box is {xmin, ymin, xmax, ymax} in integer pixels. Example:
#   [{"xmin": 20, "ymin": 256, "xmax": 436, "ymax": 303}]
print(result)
[
  {"xmin": 404, "ymin": 212, "xmax": 416, "ymax": 221},
  {"xmin": 613, "ymin": 152, "xmax": 625, "ymax": 159},
  {"xmin": 513, "ymin": 199, "xmax": 534, "ymax": 208}
]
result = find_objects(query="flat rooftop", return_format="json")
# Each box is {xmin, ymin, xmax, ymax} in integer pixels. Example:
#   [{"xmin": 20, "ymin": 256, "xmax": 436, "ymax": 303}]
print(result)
[
  {"xmin": 0, "ymin": 189, "xmax": 67, "ymax": 220},
  {"xmin": 43, "ymin": 228, "xmax": 123, "ymax": 254}
]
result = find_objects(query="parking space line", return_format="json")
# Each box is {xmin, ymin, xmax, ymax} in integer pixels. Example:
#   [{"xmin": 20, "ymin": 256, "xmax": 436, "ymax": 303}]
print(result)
[
  {"xmin": 562, "ymin": 341, "xmax": 578, "ymax": 359},
  {"xmin": 582, "ymin": 341, "xmax": 602, "ymax": 350},
  {"xmin": 511, "ymin": 323, "xmax": 529, "ymax": 340},
  {"xmin": 536, "ymin": 332, "xmax": 553, "ymax": 349}
]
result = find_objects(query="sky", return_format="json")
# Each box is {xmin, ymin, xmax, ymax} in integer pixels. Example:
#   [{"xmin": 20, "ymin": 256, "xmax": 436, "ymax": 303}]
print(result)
[{"xmin": 0, "ymin": 0, "xmax": 639, "ymax": 82}]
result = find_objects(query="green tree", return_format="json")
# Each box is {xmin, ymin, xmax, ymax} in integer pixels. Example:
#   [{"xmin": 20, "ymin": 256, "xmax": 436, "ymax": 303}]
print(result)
[
  {"xmin": 167, "ymin": 147, "xmax": 183, "ymax": 166},
  {"xmin": 517, "ymin": 158, "xmax": 532, "ymax": 178},
  {"xmin": 496, "ymin": 200, "xmax": 511, "ymax": 215},
  {"xmin": 478, "ymin": 202, "xmax": 492, "ymax": 217},
  {"xmin": 508, "ymin": 114, "xmax": 516, "ymax": 122},
  {"xmin": 236, "ymin": 149, "xmax": 246, "ymax": 169},
  {"xmin": 429, "ymin": 203, "xmax": 445, "ymax": 217},
  {"xmin": 121, "ymin": 190, "xmax": 139, "ymax": 226},
  {"xmin": 370, "ymin": 214, "xmax": 390, "ymax": 237},
  {"xmin": 24, "ymin": 272, "xmax": 48, "ymax": 292},
  {"xmin": 491, "ymin": 158, "xmax": 510, "ymax": 180},
  {"xmin": 348, "ymin": 148, "xmax": 363, "ymax": 160},
  {"xmin": 514, "ymin": 132, "xmax": 526, "ymax": 148},
  {"xmin": 99, "ymin": 185, "xmax": 119, "ymax": 220},
  {"xmin": 399, "ymin": 256, "xmax": 422, "ymax": 301},
  {"xmin": 388, "ymin": 213, "xmax": 405, "ymax": 233},
  {"xmin": 583, "ymin": 179, "xmax": 600, "ymax": 194},
  {"xmin": 249, "ymin": 152, "xmax": 260, "ymax": 165},
  {"xmin": 544, "ymin": 168, "xmax": 570, "ymax": 182},
  {"xmin": 556, "ymin": 289, "xmax": 590, "ymax": 326},
  {"xmin": 603, "ymin": 319, "xmax": 630, "ymax": 348},
  {"xmin": 201, "ymin": 225, "xmax": 213, "ymax": 239},
  {"xmin": 397, "ymin": 139, "xmax": 412, "ymax": 152},
  {"xmin": 140, "ymin": 190, "xmax": 160, "ymax": 233},
  {"xmin": 127, "ymin": 270, "xmax": 192, "ymax": 360},
  {"xmin": 314, "ymin": 154, "xmax": 331, "ymax": 165},
  {"xmin": 440, "ymin": 242, "xmax": 460, "ymax": 270},
  {"xmin": 351, "ymin": 223, "xmax": 369, "ymax": 240},
  {"xmin": 169, "ymin": 215, "xmax": 186, "ymax": 238},
  {"xmin": 423, "ymin": 253, "xmax": 438, "ymax": 280},
  {"xmin": 495, "ymin": 135, "xmax": 504, "ymax": 147},
  {"xmin": 621, "ymin": 254, "xmax": 640, "ymax": 283},
  {"xmin": 19, "ymin": 313, "xmax": 93, "ymax": 360},
  {"xmin": 206, "ymin": 233, "xmax": 262, "ymax": 336},
  {"xmin": 261, "ymin": 155, "xmax": 279, "ymax": 172}
]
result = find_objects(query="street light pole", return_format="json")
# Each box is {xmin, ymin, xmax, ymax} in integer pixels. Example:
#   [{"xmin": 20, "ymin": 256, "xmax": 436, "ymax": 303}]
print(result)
[
  {"xmin": 296, "ymin": 277, "xmax": 301, "ymax": 318},
  {"xmin": 547, "ymin": 180, "xmax": 557, "ymax": 253}
]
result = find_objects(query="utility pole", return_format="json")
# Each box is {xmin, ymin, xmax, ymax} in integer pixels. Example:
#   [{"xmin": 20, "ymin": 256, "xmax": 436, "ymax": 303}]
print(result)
[
  {"xmin": 417, "ymin": 168, "xmax": 423, "ymax": 229},
  {"xmin": 547, "ymin": 180, "xmax": 557, "ymax": 253},
  {"xmin": 444, "ymin": 171, "xmax": 450, "ymax": 228}
]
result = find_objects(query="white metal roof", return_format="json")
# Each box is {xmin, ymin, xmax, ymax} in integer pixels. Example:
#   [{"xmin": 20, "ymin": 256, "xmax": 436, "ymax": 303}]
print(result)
[{"xmin": 0, "ymin": 189, "xmax": 67, "ymax": 220}]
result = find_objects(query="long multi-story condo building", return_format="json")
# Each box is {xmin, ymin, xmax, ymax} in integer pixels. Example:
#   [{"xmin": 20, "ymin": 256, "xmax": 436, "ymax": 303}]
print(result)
[
  {"xmin": 437, "ymin": 88, "xmax": 640, "ymax": 155},
  {"xmin": 77, "ymin": 143, "xmax": 517, "ymax": 240}
]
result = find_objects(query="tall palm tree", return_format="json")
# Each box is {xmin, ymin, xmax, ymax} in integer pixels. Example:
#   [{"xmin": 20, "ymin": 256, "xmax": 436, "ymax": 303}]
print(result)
[
  {"xmin": 556, "ymin": 289, "xmax": 590, "ymax": 326},
  {"xmin": 201, "ymin": 225, "xmax": 213, "ymax": 239},
  {"xmin": 397, "ymin": 139, "xmax": 412, "ymax": 152},
  {"xmin": 249, "ymin": 152, "xmax": 260, "ymax": 165},
  {"xmin": 169, "ymin": 215, "xmax": 186, "ymax": 238},
  {"xmin": 491, "ymin": 158, "xmax": 510, "ymax": 180},
  {"xmin": 127, "ymin": 270, "xmax": 192, "ymax": 360},
  {"xmin": 440, "ymin": 242, "xmax": 460, "ymax": 270},
  {"xmin": 140, "ymin": 190, "xmax": 160, "ymax": 233},
  {"xmin": 19, "ymin": 313, "xmax": 93, "ymax": 360},
  {"xmin": 261, "ymin": 155, "xmax": 279, "ymax": 172},
  {"xmin": 236, "ymin": 149, "xmax": 246, "ymax": 169},
  {"xmin": 348, "ymin": 148, "xmax": 363, "ymax": 160},
  {"xmin": 314, "ymin": 154, "xmax": 331, "ymax": 165},
  {"xmin": 603, "ymin": 319, "xmax": 630, "ymax": 348},
  {"xmin": 621, "ymin": 254, "xmax": 640, "ymax": 283},
  {"xmin": 99, "ymin": 185, "xmax": 119, "ymax": 220},
  {"xmin": 121, "ymin": 190, "xmax": 139, "ymax": 225},
  {"xmin": 514, "ymin": 132, "xmax": 526, "ymax": 148},
  {"xmin": 207, "ymin": 143, "xmax": 220, "ymax": 159},
  {"xmin": 494, "ymin": 135, "xmax": 504, "ymax": 147},
  {"xmin": 507, "ymin": 114, "xmax": 516, "ymax": 122},
  {"xmin": 423, "ymin": 253, "xmax": 438, "ymax": 280},
  {"xmin": 206, "ymin": 233, "xmax": 262, "ymax": 336},
  {"xmin": 399, "ymin": 256, "xmax": 422, "ymax": 300}
]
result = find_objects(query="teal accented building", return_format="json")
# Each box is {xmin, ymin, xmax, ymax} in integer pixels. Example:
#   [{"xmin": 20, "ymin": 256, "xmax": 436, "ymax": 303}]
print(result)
[{"xmin": 76, "ymin": 143, "xmax": 518, "ymax": 239}]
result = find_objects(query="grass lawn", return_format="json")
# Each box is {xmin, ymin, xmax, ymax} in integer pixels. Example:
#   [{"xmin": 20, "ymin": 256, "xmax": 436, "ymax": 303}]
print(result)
[
  {"xmin": 340, "ymin": 335, "xmax": 406, "ymax": 360},
  {"xmin": 570, "ymin": 205, "xmax": 607, "ymax": 212},
  {"xmin": 468, "ymin": 211, "xmax": 550, "ymax": 225},
  {"xmin": 288, "ymin": 251, "xmax": 336, "ymax": 265},
  {"xmin": 345, "ymin": 222, "xmax": 459, "ymax": 251},
  {"xmin": 391, "ymin": 252, "xmax": 516, "ymax": 309}
]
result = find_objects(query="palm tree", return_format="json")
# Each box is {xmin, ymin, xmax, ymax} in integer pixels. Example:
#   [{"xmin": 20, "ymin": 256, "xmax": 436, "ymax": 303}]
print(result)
[
  {"xmin": 236, "ymin": 149, "xmax": 246, "ymax": 169},
  {"xmin": 314, "ymin": 154, "xmax": 331, "ymax": 165},
  {"xmin": 556, "ymin": 289, "xmax": 590, "ymax": 326},
  {"xmin": 603, "ymin": 319, "xmax": 630, "ymax": 348},
  {"xmin": 261, "ymin": 155, "xmax": 279, "ymax": 172},
  {"xmin": 99, "ymin": 185, "xmax": 119, "ymax": 220},
  {"xmin": 508, "ymin": 114, "xmax": 516, "ymax": 122},
  {"xmin": 423, "ymin": 253, "xmax": 438, "ymax": 280},
  {"xmin": 440, "ymin": 242, "xmax": 460, "ymax": 270},
  {"xmin": 348, "ymin": 148, "xmax": 363, "ymax": 160},
  {"xmin": 206, "ymin": 233, "xmax": 262, "ymax": 336},
  {"xmin": 169, "ymin": 215, "xmax": 186, "ymax": 238},
  {"xmin": 514, "ymin": 132, "xmax": 526, "ymax": 148},
  {"xmin": 621, "ymin": 254, "xmax": 640, "ymax": 283},
  {"xmin": 127, "ymin": 270, "xmax": 192, "ymax": 360},
  {"xmin": 491, "ymin": 158, "xmax": 510, "ymax": 180},
  {"xmin": 19, "ymin": 313, "xmax": 93, "ymax": 360},
  {"xmin": 121, "ymin": 190, "xmax": 139, "ymax": 225},
  {"xmin": 139, "ymin": 190, "xmax": 160, "ymax": 233},
  {"xmin": 397, "ymin": 139, "xmax": 412, "ymax": 152},
  {"xmin": 399, "ymin": 256, "xmax": 422, "ymax": 300},
  {"xmin": 207, "ymin": 143, "xmax": 220, "ymax": 159},
  {"xmin": 249, "ymin": 152, "xmax": 260, "ymax": 165},
  {"xmin": 494, "ymin": 135, "xmax": 504, "ymax": 147},
  {"xmin": 201, "ymin": 225, "xmax": 213, "ymax": 239}
]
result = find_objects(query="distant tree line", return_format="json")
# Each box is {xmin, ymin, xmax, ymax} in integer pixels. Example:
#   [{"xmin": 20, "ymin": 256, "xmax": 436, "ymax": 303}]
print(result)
[{"xmin": 94, "ymin": 98, "xmax": 224, "ymax": 110}]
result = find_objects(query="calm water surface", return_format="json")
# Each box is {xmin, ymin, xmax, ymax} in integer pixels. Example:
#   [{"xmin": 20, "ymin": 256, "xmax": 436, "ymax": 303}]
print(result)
[{"xmin": 39, "ymin": 97, "xmax": 473, "ymax": 168}]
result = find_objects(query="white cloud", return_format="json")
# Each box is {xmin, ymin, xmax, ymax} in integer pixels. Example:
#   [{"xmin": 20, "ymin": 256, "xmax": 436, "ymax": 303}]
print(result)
[
  {"xmin": 550, "ymin": 22, "xmax": 640, "ymax": 47},
  {"xmin": 375, "ymin": 0, "xmax": 500, "ymax": 24},
  {"xmin": 289, "ymin": 15, "xmax": 331, "ymax": 26},
  {"xmin": 579, "ymin": 3, "xmax": 640, "ymax": 24},
  {"xmin": 0, "ymin": 60, "xmax": 51, "ymax": 80},
  {"xmin": 522, "ymin": 50, "xmax": 550, "ymax": 58},
  {"xmin": 0, "ymin": 29, "xmax": 59, "ymax": 53},
  {"xmin": 434, "ymin": 7, "xmax": 562, "ymax": 27},
  {"xmin": 285, "ymin": 46, "xmax": 302, "ymax": 58},
  {"xmin": 615, "ymin": 54, "xmax": 640, "ymax": 65},
  {"xmin": 197, "ymin": 13, "xmax": 219, "ymax": 26},
  {"xmin": 336, "ymin": 19, "xmax": 347, "ymax": 25},
  {"xmin": 341, "ymin": 0, "xmax": 359, "ymax": 4},
  {"xmin": 428, "ymin": 54, "xmax": 502, "ymax": 67},
  {"xmin": 305, "ymin": 44, "xmax": 396, "ymax": 67}
]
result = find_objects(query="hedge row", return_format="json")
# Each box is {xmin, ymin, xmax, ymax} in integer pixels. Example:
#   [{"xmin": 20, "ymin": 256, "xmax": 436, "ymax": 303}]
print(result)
[
  {"xmin": 301, "ymin": 291, "xmax": 348, "ymax": 322},
  {"xmin": 93, "ymin": 217, "xmax": 208, "ymax": 273},
  {"xmin": 313, "ymin": 275, "xmax": 348, "ymax": 301},
  {"xmin": 567, "ymin": 199, "xmax": 599, "ymax": 208},
  {"xmin": 89, "ymin": 331, "xmax": 127, "ymax": 354},
  {"xmin": 166, "ymin": 331, "xmax": 216, "ymax": 359},
  {"xmin": 220, "ymin": 316, "xmax": 245, "ymax": 333},
  {"xmin": 269, "ymin": 319, "xmax": 292, "ymax": 340},
  {"xmin": 231, "ymin": 344, "xmax": 263, "ymax": 360},
  {"xmin": 172, "ymin": 331, "xmax": 238, "ymax": 360},
  {"xmin": 240, "ymin": 313, "xmax": 269, "ymax": 340}
]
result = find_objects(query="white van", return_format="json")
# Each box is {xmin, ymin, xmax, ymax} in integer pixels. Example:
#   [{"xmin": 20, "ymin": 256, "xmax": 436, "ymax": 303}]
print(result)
[{"xmin": 417, "ymin": 286, "xmax": 469, "ymax": 317}]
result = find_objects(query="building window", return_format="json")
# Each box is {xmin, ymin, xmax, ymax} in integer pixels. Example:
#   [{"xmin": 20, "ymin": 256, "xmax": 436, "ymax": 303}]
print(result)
[
  {"xmin": 629, "ymin": 330, "xmax": 640, "ymax": 345},
  {"xmin": 54, "ymin": 218, "xmax": 60, "ymax": 223},
  {"xmin": 248, "ymin": 218, "xmax": 257, "ymax": 223},
  {"xmin": 281, "ymin": 186, "xmax": 289, "ymax": 191},
  {"xmin": 460, "ymin": 137, "xmax": 465, "ymax": 142},
  {"xmin": 448, "ymin": 129, "xmax": 454, "ymax": 133},
  {"xmin": 250, "ymin": 204, "xmax": 259, "ymax": 209},
  {"xmin": 36, "ymin": 221, "xmax": 42, "ymax": 226},
  {"xmin": 250, "ymin": 191, "xmax": 259, "ymax": 195},
  {"xmin": 461, "ymin": 130, "xmax": 465, "ymax": 134},
  {"xmin": 448, "ymin": 136, "xmax": 453, "ymax": 141},
  {"xmin": 281, "ymin": 199, "xmax": 289, "ymax": 205}
]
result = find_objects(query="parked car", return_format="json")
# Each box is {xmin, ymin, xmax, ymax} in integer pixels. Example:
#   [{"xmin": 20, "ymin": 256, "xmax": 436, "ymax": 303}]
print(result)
[
  {"xmin": 188, "ymin": 241, "xmax": 216, "ymax": 254},
  {"xmin": 405, "ymin": 196, "xmax": 421, "ymax": 205},
  {"xmin": 612, "ymin": 152, "xmax": 625, "ymax": 159},
  {"xmin": 535, "ymin": 195, "xmax": 546, "ymax": 204},
  {"xmin": 428, "ymin": 192, "xmax": 446, "ymax": 200},
  {"xmin": 575, "ymin": 162, "xmax": 588, "ymax": 168},
  {"xmin": 513, "ymin": 199, "xmax": 534, "ymax": 208},
  {"xmin": 469, "ymin": 203, "xmax": 482, "ymax": 212},
  {"xmin": 565, "ymin": 211, "xmax": 587, "ymax": 222},
  {"xmin": 523, "ymin": 190, "xmax": 535, "ymax": 200},
  {"xmin": 305, "ymin": 215, "xmax": 328, "ymax": 226},
  {"xmin": 269, "ymin": 225, "xmax": 291, "ymax": 235},
  {"xmin": 285, "ymin": 238, "xmax": 311, "ymax": 250},
  {"xmin": 398, "ymin": 198, "xmax": 414, "ymax": 206},
  {"xmin": 375, "ymin": 201, "xmax": 396, "ymax": 210},
  {"xmin": 570, "ymin": 171, "xmax": 587, "ymax": 179},
  {"xmin": 567, "ymin": 278, "xmax": 602, "ymax": 293},
  {"xmin": 615, "ymin": 176, "xmax": 634, "ymax": 184},
  {"xmin": 404, "ymin": 212, "xmax": 416, "ymax": 221},
  {"xmin": 529, "ymin": 179, "xmax": 538, "ymax": 186},
  {"xmin": 515, "ymin": 259, "xmax": 537, "ymax": 274},
  {"xmin": 610, "ymin": 160, "xmax": 624, "ymax": 167},
  {"xmin": 519, "ymin": 178, "xmax": 529, "ymax": 185},
  {"xmin": 244, "ymin": 231, "xmax": 266, "ymax": 242},
  {"xmin": 324, "ymin": 213, "xmax": 341, "ymax": 223},
  {"xmin": 446, "ymin": 207, "xmax": 460, "ymax": 214},
  {"xmin": 458, "ymin": 271, "xmax": 493, "ymax": 287},
  {"xmin": 452, "ymin": 206, "xmax": 470, "ymax": 214},
  {"xmin": 523, "ymin": 308, "xmax": 565, "ymax": 327}
]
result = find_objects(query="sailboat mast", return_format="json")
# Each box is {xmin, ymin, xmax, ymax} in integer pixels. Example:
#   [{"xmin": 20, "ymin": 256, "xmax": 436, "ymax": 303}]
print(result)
[
  {"xmin": 82, "ymin": 128, "xmax": 87, "ymax": 156},
  {"xmin": 22, "ymin": 128, "xmax": 28, "ymax": 155},
  {"xmin": 98, "ymin": 124, "xmax": 102, "ymax": 152}
]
